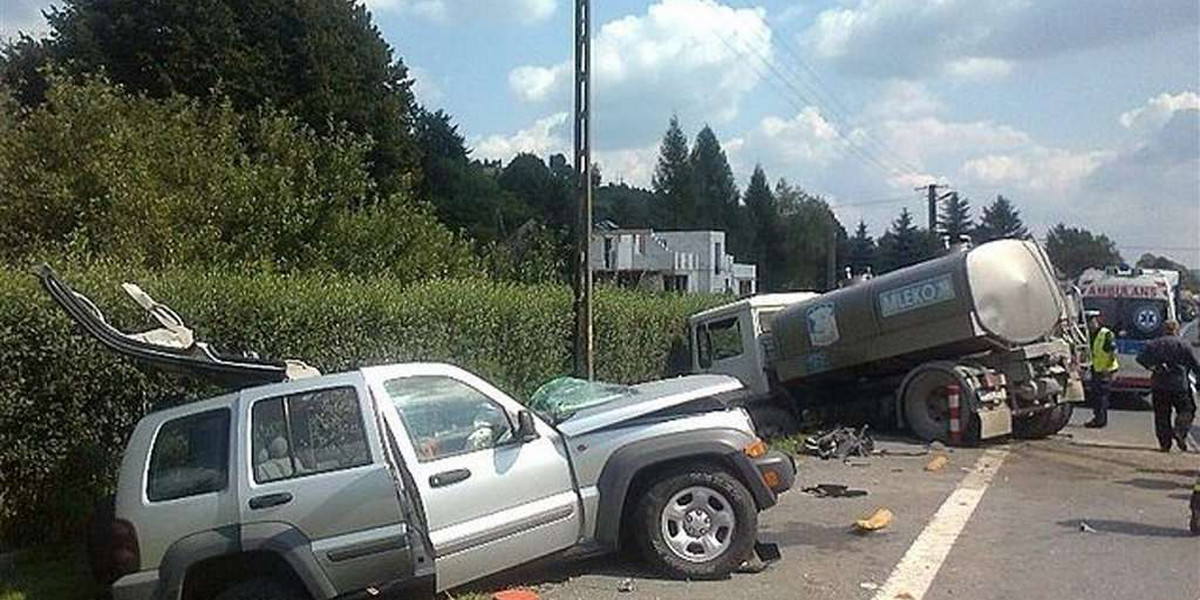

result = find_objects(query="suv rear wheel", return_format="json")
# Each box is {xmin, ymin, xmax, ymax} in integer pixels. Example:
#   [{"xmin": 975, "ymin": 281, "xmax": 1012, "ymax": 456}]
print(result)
[
  {"xmin": 634, "ymin": 465, "xmax": 756, "ymax": 579},
  {"xmin": 213, "ymin": 578, "xmax": 306, "ymax": 600}
]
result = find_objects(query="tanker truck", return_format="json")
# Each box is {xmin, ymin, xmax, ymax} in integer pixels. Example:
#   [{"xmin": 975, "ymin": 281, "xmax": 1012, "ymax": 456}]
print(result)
[{"xmin": 685, "ymin": 239, "xmax": 1089, "ymax": 444}]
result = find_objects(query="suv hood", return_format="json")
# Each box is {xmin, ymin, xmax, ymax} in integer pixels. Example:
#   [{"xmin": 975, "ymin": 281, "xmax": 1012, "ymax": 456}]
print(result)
[{"xmin": 552, "ymin": 374, "xmax": 744, "ymax": 437}]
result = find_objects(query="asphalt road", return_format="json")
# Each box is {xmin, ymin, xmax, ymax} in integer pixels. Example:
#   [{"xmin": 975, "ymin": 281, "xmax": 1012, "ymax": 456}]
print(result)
[{"xmin": 465, "ymin": 414, "xmax": 1200, "ymax": 600}]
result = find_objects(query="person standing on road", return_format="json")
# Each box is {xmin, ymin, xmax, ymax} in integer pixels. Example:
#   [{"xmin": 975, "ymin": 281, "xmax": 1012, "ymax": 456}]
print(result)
[
  {"xmin": 1135, "ymin": 319, "xmax": 1198, "ymax": 452},
  {"xmin": 1084, "ymin": 311, "xmax": 1119, "ymax": 428}
]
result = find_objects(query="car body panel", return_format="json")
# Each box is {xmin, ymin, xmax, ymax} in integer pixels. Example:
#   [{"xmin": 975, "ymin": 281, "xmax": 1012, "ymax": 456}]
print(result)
[{"xmin": 555, "ymin": 375, "xmax": 745, "ymax": 437}]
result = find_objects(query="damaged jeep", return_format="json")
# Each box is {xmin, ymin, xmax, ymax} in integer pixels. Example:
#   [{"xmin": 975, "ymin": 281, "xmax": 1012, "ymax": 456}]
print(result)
[{"xmin": 39, "ymin": 266, "xmax": 795, "ymax": 600}]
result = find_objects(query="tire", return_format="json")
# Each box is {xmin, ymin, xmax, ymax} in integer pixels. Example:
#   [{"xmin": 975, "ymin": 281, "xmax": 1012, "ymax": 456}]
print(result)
[
  {"xmin": 634, "ymin": 466, "xmax": 757, "ymax": 580},
  {"xmin": 747, "ymin": 404, "xmax": 798, "ymax": 439},
  {"xmin": 1014, "ymin": 404, "xmax": 1074, "ymax": 439},
  {"xmin": 214, "ymin": 578, "xmax": 306, "ymax": 600},
  {"xmin": 903, "ymin": 369, "xmax": 979, "ymax": 446}
]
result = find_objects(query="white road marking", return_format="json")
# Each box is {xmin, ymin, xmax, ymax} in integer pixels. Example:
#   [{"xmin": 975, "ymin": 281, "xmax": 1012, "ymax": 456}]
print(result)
[{"xmin": 872, "ymin": 448, "xmax": 1010, "ymax": 600}]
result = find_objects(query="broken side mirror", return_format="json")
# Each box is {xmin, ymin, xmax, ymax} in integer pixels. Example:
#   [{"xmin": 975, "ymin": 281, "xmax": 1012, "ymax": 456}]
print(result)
[{"xmin": 516, "ymin": 410, "xmax": 539, "ymax": 443}]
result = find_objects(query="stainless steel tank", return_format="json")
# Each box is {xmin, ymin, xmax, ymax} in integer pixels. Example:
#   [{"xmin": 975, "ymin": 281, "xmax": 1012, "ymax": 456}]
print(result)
[{"xmin": 772, "ymin": 239, "xmax": 1066, "ymax": 383}]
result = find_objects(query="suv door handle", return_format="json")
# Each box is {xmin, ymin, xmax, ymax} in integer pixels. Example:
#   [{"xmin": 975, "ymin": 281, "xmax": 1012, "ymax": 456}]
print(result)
[
  {"xmin": 248, "ymin": 492, "xmax": 293, "ymax": 510},
  {"xmin": 429, "ymin": 468, "xmax": 471, "ymax": 488}
]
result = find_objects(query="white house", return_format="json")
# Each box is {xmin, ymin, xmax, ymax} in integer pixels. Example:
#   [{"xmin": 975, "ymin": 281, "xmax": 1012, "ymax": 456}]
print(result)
[{"xmin": 590, "ymin": 227, "xmax": 757, "ymax": 295}]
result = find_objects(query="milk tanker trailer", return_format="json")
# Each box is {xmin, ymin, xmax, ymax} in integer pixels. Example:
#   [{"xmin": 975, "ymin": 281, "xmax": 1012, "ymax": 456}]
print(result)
[{"xmin": 686, "ymin": 239, "xmax": 1089, "ymax": 444}]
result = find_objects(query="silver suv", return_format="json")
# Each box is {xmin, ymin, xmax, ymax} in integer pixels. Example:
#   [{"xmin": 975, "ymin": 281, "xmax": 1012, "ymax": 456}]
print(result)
[{"xmin": 38, "ymin": 268, "xmax": 795, "ymax": 600}]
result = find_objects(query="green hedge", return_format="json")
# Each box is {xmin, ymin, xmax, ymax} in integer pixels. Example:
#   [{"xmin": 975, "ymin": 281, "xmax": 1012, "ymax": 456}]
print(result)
[{"xmin": 0, "ymin": 263, "xmax": 726, "ymax": 546}]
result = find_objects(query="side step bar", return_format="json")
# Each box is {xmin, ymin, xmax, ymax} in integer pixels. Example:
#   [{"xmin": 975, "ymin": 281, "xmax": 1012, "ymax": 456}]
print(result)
[{"xmin": 37, "ymin": 265, "xmax": 317, "ymax": 389}]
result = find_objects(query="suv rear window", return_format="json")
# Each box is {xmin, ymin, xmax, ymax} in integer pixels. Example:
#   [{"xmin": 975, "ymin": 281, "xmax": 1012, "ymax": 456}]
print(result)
[
  {"xmin": 147, "ymin": 409, "xmax": 231, "ymax": 502},
  {"xmin": 251, "ymin": 387, "xmax": 371, "ymax": 484}
]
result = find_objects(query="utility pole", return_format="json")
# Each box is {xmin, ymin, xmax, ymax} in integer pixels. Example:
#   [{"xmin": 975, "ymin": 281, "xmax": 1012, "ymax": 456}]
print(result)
[
  {"xmin": 826, "ymin": 214, "xmax": 837, "ymax": 291},
  {"xmin": 915, "ymin": 183, "xmax": 954, "ymax": 233},
  {"xmin": 573, "ymin": 0, "xmax": 594, "ymax": 379}
]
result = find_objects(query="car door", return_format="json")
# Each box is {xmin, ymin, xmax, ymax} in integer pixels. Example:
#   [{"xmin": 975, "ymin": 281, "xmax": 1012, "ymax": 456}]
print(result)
[
  {"xmin": 237, "ymin": 373, "xmax": 416, "ymax": 593},
  {"xmin": 362, "ymin": 364, "xmax": 582, "ymax": 591}
]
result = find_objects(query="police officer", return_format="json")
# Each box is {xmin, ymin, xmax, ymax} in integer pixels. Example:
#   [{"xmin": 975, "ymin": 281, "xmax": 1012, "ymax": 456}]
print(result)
[
  {"xmin": 1135, "ymin": 319, "xmax": 1198, "ymax": 452},
  {"xmin": 1084, "ymin": 310, "xmax": 1119, "ymax": 428}
]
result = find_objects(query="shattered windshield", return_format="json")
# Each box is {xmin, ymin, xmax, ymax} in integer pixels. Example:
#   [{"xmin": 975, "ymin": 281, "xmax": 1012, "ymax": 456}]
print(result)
[{"xmin": 528, "ymin": 377, "xmax": 637, "ymax": 423}]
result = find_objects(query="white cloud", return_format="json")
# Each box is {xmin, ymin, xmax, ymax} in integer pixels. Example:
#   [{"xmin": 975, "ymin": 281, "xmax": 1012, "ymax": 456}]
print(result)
[
  {"xmin": 508, "ymin": 0, "xmax": 771, "ymax": 148},
  {"xmin": 943, "ymin": 57, "xmax": 1013, "ymax": 80},
  {"xmin": 594, "ymin": 145, "xmax": 659, "ymax": 188},
  {"xmin": 472, "ymin": 112, "xmax": 569, "ymax": 161},
  {"xmin": 746, "ymin": 107, "xmax": 845, "ymax": 168},
  {"xmin": 361, "ymin": 0, "xmax": 556, "ymax": 24},
  {"xmin": 1119, "ymin": 91, "xmax": 1200, "ymax": 134},
  {"xmin": 800, "ymin": 0, "xmax": 1199, "ymax": 79},
  {"xmin": 863, "ymin": 80, "xmax": 943, "ymax": 120},
  {"xmin": 0, "ymin": 0, "xmax": 56, "ymax": 41}
]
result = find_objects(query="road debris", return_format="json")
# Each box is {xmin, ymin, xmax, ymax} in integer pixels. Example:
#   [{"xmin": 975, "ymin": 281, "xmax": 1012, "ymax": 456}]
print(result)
[
  {"xmin": 860, "ymin": 582, "xmax": 879, "ymax": 590},
  {"xmin": 925, "ymin": 454, "xmax": 949, "ymax": 472},
  {"xmin": 895, "ymin": 592, "xmax": 916, "ymax": 599},
  {"xmin": 617, "ymin": 578, "xmax": 635, "ymax": 593},
  {"xmin": 854, "ymin": 507, "xmax": 894, "ymax": 532},
  {"xmin": 1079, "ymin": 521, "xmax": 1099, "ymax": 534},
  {"xmin": 802, "ymin": 483, "xmax": 868, "ymax": 498},
  {"xmin": 493, "ymin": 589, "xmax": 540, "ymax": 600},
  {"xmin": 803, "ymin": 426, "xmax": 875, "ymax": 460}
]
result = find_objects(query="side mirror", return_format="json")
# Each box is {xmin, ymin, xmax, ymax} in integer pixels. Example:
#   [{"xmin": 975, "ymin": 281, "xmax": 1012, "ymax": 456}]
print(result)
[{"xmin": 516, "ymin": 410, "xmax": 539, "ymax": 443}]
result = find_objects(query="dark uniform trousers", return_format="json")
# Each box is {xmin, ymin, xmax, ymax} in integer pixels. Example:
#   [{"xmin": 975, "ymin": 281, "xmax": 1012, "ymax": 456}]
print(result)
[{"xmin": 1152, "ymin": 388, "xmax": 1195, "ymax": 450}]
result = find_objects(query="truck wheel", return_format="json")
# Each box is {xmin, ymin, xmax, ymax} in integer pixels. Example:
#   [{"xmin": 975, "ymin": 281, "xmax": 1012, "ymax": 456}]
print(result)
[
  {"xmin": 903, "ymin": 370, "xmax": 979, "ymax": 446},
  {"xmin": 1014, "ymin": 404, "xmax": 1074, "ymax": 439},
  {"xmin": 748, "ymin": 404, "xmax": 798, "ymax": 439},
  {"xmin": 214, "ymin": 578, "xmax": 306, "ymax": 600},
  {"xmin": 634, "ymin": 466, "xmax": 757, "ymax": 580}
]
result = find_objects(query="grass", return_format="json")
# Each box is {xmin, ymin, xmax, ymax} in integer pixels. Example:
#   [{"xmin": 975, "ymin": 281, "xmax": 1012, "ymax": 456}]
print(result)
[{"xmin": 0, "ymin": 546, "xmax": 96, "ymax": 600}]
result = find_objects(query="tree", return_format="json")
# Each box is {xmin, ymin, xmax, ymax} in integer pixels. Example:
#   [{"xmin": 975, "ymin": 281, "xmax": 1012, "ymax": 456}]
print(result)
[
  {"xmin": 743, "ymin": 165, "xmax": 784, "ymax": 291},
  {"xmin": 650, "ymin": 116, "xmax": 694, "ymax": 229},
  {"xmin": 689, "ymin": 125, "xmax": 739, "ymax": 237},
  {"xmin": 847, "ymin": 220, "xmax": 877, "ymax": 276},
  {"xmin": 1044, "ymin": 224, "xmax": 1122, "ymax": 279},
  {"xmin": 0, "ymin": 36, "xmax": 50, "ymax": 108},
  {"xmin": 42, "ymin": 0, "xmax": 422, "ymax": 194},
  {"xmin": 877, "ymin": 208, "xmax": 942, "ymax": 273},
  {"xmin": 596, "ymin": 183, "xmax": 653, "ymax": 228},
  {"xmin": 0, "ymin": 75, "xmax": 476, "ymax": 280},
  {"xmin": 975, "ymin": 195, "xmax": 1030, "ymax": 243},
  {"xmin": 774, "ymin": 180, "xmax": 846, "ymax": 291},
  {"xmin": 939, "ymin": 192, "xmax": 973, "ymax": 242}
]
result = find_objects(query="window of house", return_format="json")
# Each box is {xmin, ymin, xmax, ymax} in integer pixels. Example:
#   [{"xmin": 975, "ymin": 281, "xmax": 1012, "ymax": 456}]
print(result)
[
  {"xmin": 382, "ymin": 376, "xmax": 514, "ymax": 462},
  {"xmin": 604, "ymin": 237, "xmax": 614, "ymax": 269},
  {"xmin": 637, "ymin": 234, "xmax": 646, "ymax": 255},
  {"xmin": 697, "ymin": 317, "xmax": 743, "ymax": 368},
  {"xmin": 251, "ymin": 387, "xmax": 371, "ymax": 484},
  {"xmin": 147, "ymin": 409, "xmax": 230, "ymax": 502},
  {"xmin": 714, "ymin": 242, "xmax": 722, "ymax": 274}
]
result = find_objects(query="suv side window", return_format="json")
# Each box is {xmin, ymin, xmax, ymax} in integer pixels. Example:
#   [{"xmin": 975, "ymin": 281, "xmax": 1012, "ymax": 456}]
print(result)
[
  {"xmin": 382, "ymin": 375, "xmax": 514, "ymax": 462},
  {"xmin": 252, "ymin": 387, "xmax": 371, "ymax": 484},
  {"xmin": 147, "ymin": 409, "xmax": 231, "ymax": 502}
]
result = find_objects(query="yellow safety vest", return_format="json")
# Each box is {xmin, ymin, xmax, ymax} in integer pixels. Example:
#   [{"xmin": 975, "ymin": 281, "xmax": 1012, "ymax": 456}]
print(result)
[{"xmin": 1091, "ymin": 327, "xmax": 1119, "ymax": 373}]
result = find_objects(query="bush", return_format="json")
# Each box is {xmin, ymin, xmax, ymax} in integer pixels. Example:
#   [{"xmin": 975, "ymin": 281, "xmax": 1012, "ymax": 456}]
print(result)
[
  {"xmin": 0, "ymin": 74, "xmax": 477, "ymax": 281},
  {"xmin": 0, "ymin": 263, "xmax": 726, "ymax": 546}
]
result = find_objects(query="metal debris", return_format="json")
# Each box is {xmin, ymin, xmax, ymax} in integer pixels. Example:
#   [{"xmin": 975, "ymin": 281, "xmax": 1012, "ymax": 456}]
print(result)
[
  {"xmin": 1079, "ymin": 521, "xmax": 1099, "ymax": 533},
  {"xmin": 802, "ymin": 483, "xmax": 868, "ymax": 498},
  {"xmin": 803, "ymin": 425, "xmax": 875, "ymax": 460},
  {"xmin": 617, "ymin": 578, "xmax": 635, "ymax": 593}
]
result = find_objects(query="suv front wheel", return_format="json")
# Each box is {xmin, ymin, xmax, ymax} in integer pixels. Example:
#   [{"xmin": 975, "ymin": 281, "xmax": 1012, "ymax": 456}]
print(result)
[
  {"xmin": 634, "ymin": 465, "xmax": 757, "ymax": 579},
  {"xmin": 213, "ymin": 578, "xmax": 307, "ymax": 600}
]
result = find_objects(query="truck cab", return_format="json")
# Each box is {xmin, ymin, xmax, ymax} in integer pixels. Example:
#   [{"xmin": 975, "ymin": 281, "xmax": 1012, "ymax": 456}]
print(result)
[{"xmin": 687, "ymin": 293, "xmax": 818, "ymax": 433}]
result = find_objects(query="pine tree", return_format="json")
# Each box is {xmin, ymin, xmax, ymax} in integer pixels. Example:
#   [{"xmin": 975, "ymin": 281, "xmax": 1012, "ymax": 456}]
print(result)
[
  {"xmin": 939, "ymin": 192, "xmax": 973, "ymax": 242},
  {"xmin": 878, "ymin": 208, "xmax": 941, "ymax": 273},
  {"xmin": 848, "ymin": 220, "xmax": 877, "ymax": 275},
  {"xmin": 689, "ymin": 125, "xmax": 739, "ymax": 235},
  {"xmin": 975, "ymin": 195, "xmax": 1030, "ymax": 243},
  {"xmin": 650, "ymin": 116, "xmax": 694, "ymax": 229},
  {"xmin": 743, "ymin": 165, "xmax": 783, "ymax": 290}
]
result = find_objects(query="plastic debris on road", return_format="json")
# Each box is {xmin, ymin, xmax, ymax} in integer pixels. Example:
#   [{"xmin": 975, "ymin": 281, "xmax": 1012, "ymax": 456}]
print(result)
[
  {"xmin": 802, "ymin": 483, "xmax": 868, "ymax": 498},
  {"xmin": 925, "ymin": 454, "xmax": 949, "ymax": 471},
  {"xmin": 493, "ymin": 589, "xmax": 540, "ymax": 600},
  {"xmin": 854, "ymin": 507, "xmax": 894, "ymax": 532},
  {"xmin": 617, "ymin": 578, "xmax": 635, "ymax": 593},
  {"xmin": 1079, "ymin": 521, "xmax": 1099, "ymax": 533}
]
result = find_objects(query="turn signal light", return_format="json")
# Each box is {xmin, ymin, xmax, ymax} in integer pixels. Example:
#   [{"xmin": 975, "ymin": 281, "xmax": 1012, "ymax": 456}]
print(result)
[
  {"xmin": 762, "ymin": 469, "xmax": 781, "ymax": 489},
  {"xmin": 744, "ymin": 439, "xmax": 768, "ymax": 459}
]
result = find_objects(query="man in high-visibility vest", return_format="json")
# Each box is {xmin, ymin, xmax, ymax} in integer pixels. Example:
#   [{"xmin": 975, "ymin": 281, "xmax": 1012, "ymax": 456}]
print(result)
[{"xmin": 1084, "ymin": 310, "xmax": 1119, "ymax": 428}]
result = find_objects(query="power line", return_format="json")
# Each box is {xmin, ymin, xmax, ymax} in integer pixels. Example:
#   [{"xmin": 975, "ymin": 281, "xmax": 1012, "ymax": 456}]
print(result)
[
  {"xmin": 715, "ymin": 28, "xmax": 913, "ymax": 182},
  {"xmin": 725, "ymin": 0, "xmax": 926, "ymax": 177}
]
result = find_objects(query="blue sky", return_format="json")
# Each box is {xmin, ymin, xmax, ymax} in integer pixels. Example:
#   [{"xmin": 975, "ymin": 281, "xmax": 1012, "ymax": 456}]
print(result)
[{"xmin": 4, "ymin": 0, "xmax": 1199, "ymax": 266}]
